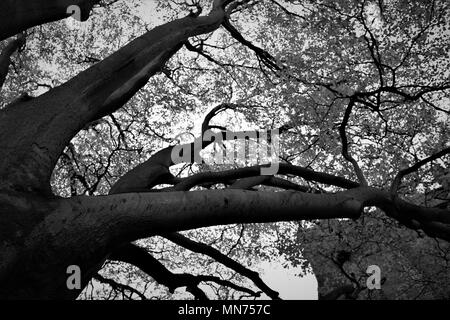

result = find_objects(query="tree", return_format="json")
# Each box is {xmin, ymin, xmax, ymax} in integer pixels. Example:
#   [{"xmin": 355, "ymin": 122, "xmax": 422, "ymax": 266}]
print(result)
[{"xmin": 0, "ymin": 0, "xmax": 449, "ymax": 299}]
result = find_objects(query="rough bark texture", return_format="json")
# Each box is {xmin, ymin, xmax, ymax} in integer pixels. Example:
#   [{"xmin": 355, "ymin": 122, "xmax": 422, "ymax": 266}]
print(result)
[
  {"xmin": 0, "ymin": 33, "xmax": 25, "ymax": 89},
  {"xmin": 0, "ymin": 0, "xmax": 233, "ymax": 194},
  {"xmin": 0, "ymin": 0, "xmax": 99, "ymax": 41}
]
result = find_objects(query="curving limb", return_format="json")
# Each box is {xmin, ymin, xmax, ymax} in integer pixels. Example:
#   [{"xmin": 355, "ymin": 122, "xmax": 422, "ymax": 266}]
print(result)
[
  {"xmin": 391, "ymin": 147, "xmax": 450, "ymax": 195},
  {"xmin": 109, "ymin": 243, "xmax": 261, "ymax": 300},
  {"xmin": 0, "ymin": 0, "xmax": 98, "ymax": 41},
  {"xmin": 93, "ymin": 273, "xmax": 147, "ymax": 300},
  {"xmin": 222, "ymin": 17, "xmax": 280, "ymax": 73},
  {"xmin": 163, "ymin": 232, "xmax": 281, "ymax": 299},
  {"xmin": 174, "ymin": 163, "xmax": 359, "ymax": 191},
  {"xmin": 0, "ymin": 0, "xmax": 236, "ymax": 194}
]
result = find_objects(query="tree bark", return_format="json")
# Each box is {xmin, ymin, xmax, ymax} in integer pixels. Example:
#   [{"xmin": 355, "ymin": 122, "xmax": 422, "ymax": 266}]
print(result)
[
  {"xmin": 0, "ymin": 1, "xmax": 229, "ymax": 194},
  {"xmin": 2, "ymin": 179, "xmax": 448, "ymax": 299},
  {"xmin": 0, "ymin": 33, "xmax": 26, "ymax": 90},
  {"xmin": 0, "ymin": 187, "xmax": 363, "ymax": 299},
  {"xmin": 0, "ymin": 0, "xmax": 99, "ymax": 41}
]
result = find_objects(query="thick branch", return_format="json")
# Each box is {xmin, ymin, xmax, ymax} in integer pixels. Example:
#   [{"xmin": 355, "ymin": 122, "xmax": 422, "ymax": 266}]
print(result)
[
  {"xmin": 109, "ymin": 103, "xmax": 237, "ymax": 194},
  {"xmin": 339, "ymin": 99, "xmax": 368, "ymax": 186},
  {"xmin": 174, "ymin": 163, "xmax": 359, "ymax": 191},
  {"xmin": 268, "ymin": 0, "xmax": 305, "ymax": 19},
  {"xmin": 109, "ymin": 243, "xmax": 207, "ymax": 299},
  {"xmin": 265, "ymin": 176, "xmax": 311, "ymax": 192},
  {"xmin": 65, "ymin": 188, "xmax": 366, "ymax": 243},
  {"xmin": 68, "ymin": 186, "xmax": 450, "ymax": 244},
  {"xmin": 93, "ymin": 273, "xmax": 147, "ymax": 300},
  {"xmin": 6, "ymin": 185, "xmax": 449, "ymax": 299},
  {"xmin": 0, "ymin": 1, "xmax": 233, "ymax": 193},
  {"xmin": 229, "ymin": 176, "xmax": 270, "ymax": 189},
  {"xmin": 164, "ymin": 232, "xmax": 280, "ymax": 299},
  {"xmin": 0, "ymin": 0, "xmax": 98, "ymax": 41},
  {"xmin": 222, "ymin": 17, "xmax": 280, "ymax": 72}
]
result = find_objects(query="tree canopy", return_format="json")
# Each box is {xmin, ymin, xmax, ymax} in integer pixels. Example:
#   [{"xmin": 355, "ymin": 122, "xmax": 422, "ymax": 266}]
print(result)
[{"xmin": 0, "ymin": 0, "xmax": 449, "ymax": 300}]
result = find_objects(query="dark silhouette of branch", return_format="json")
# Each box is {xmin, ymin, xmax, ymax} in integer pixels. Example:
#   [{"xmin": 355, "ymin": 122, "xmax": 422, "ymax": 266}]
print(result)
[
  {"xmin": 164, "ymin": 232, "xmax": 281, "ymax": 299},
  {"xmin": 268, "ymin": 0, "xmax": 305, "ymax": 19},
  {"xmin": 175, "ymin": 163, "xmax": 359, "ymax": 191},
  {"xmin": 339, "ymin": 98, "xmax": 368, "ymax": 186},
  {"xmin": 0, "ymin": 0, "xmax": 236, "ymax": 194},
  {"xmin": 0, "ymin": 0, "xmax": 98, "ymax": 41},
  {"xmin": 391, "ymin": 147, "xmax": 450, "ymax": 194},
  {"xmin": 93, "ymin": 273, "xmax": 147, "ymax": 300},
  {"xmin": 222, "ymin": 17, "xmax": 280, "ymax": 72},
  {"xmin": 110, "ymin": 243, "xmax": 260, "ymax": 299}
]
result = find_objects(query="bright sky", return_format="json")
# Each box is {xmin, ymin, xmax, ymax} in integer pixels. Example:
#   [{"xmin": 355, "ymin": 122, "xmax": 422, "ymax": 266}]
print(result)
[{"xmin": 258, "ymin": 261, "xmax": 318, "ymax": 300}]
